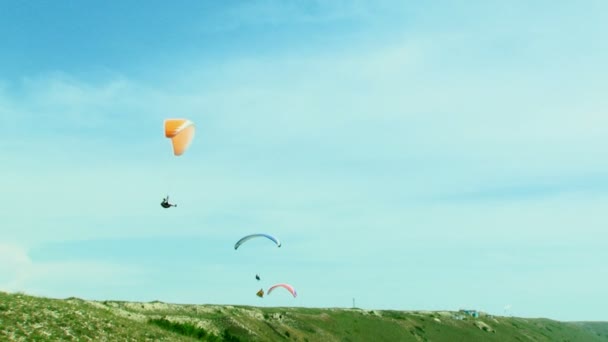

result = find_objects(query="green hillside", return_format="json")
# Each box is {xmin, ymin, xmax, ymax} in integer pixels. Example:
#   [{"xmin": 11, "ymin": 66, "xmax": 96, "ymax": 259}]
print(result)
[{"xmin": 1, "ymin": 291, "xmax": 606, "ymax": 341}]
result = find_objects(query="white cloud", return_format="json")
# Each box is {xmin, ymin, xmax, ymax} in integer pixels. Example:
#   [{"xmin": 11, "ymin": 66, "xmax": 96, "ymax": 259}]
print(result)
[
  {"xmin": 2, "ymin": 32, "xmax": 608, "ymax": 244},
  {"xmin": 0, "ymin": 243, "xmax": 140, "ymax": 298},
  {"xmin": 208, "ymin": 0, "xmax": 388, "ymax": 32},
  {"xmin": 0, "ymin": 243, "xmax": 30, "ymax": 291}
]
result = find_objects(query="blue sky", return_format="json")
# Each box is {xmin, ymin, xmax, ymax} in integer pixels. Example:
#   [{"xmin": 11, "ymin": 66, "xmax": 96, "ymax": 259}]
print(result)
[{"xmin": 1, "ymin": 0, "xmax": 607, "ymax": 321}]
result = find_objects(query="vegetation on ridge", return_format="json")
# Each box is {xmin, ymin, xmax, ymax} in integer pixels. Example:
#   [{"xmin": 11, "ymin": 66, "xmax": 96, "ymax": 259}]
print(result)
[{"xmin": 1, "ymin": 291, "xmax": 607, "ymax": 341}]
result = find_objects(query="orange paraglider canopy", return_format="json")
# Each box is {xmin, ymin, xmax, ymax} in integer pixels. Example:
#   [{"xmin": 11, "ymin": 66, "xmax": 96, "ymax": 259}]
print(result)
[{"xmin": 164, "ymin": 119, "xmax": 195, "ymax": 156}]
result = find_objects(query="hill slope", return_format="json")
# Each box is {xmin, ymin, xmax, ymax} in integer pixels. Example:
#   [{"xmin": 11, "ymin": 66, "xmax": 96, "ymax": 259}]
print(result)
[{"xmin": 1, "ymin": 292, "xmax": 606, "ymax": 341}]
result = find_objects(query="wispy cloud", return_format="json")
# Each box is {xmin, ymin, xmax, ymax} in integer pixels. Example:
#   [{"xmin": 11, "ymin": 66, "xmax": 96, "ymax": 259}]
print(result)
[
  {"xmin": 0, "ymin": 243, "xmax": 140, "ymax": 299},
  {"xmin": 205, "ymin": 0, "xmax": 394, "ymax": 32}
]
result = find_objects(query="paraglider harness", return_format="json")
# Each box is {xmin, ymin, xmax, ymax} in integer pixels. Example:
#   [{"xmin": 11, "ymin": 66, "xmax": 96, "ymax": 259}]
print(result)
[{"xmin": 161, "ymin": 196, "xmax": 176, "ymax": 208}]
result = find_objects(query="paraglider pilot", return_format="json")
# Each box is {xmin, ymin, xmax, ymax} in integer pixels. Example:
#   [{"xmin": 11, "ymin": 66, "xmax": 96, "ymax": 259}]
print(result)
[{"xmin": 161, "ymin": 196, "xmax": 177, "ymax": 208}]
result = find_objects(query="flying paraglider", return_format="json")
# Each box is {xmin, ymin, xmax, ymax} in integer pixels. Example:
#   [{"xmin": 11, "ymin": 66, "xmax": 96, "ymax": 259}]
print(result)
[
  {"xmin": 256, "ymin": 289, "xmax": 264, "ymax": 298},
  {"xmin": 234, "ymin": 234, "xmax": 281, "ymax": 250},
  {"xmin": 255, "ymin": 274, "xmax": 260, "ymax": 281},
  {"xmin": 161, "ymin": 118, "xmax": 195, "ymax": 208},
  {"xmin": 267, "ymin": 283, "xmax": 297, "ymax": 298}
]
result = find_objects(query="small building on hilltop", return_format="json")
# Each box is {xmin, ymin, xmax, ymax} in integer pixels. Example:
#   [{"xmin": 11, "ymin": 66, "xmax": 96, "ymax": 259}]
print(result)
[{"xmin": 459, "ymin": 309, "xmax": 479, "ymax": 318}]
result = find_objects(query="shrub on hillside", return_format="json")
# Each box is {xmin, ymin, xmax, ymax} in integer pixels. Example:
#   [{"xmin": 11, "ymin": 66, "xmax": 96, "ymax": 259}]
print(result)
[{"xmin": 148, "ymin": 317, "xmax": 220, "ymax": 341}]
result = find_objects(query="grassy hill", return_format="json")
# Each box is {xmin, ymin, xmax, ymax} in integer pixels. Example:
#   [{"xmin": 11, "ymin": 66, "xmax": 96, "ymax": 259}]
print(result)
[{"xmin": 1, "ymin": 291, "xmax": 606, "ymax": 341}]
